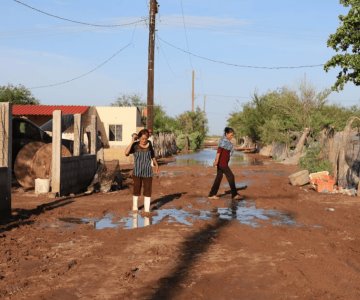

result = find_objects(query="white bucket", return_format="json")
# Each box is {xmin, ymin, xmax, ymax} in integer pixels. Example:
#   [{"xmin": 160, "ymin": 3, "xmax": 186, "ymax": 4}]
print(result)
[{"xmin": 35, "ymin": 178, "xmax": 50, "ymax": 195}]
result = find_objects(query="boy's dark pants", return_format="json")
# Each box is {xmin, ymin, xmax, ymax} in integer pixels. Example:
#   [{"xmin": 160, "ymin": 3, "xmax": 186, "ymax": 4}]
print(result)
[{"xmin": 209, "ymin": 166, "xmax": 237, "ymax": 197}]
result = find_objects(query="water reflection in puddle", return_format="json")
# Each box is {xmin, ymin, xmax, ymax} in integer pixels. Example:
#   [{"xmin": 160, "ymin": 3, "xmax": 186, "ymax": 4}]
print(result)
[
  {"xmin": 172, "ymin": 149, "xmax": 249, "ymax": 167},
  {"xmin": 216, "ymin": 201, "xmax": 296, "ymax": 227},
  {"xmin": 121, "ymin": 209, "xmax": 212, "ymax": 229},
  {"xmin": 59, "ymin": 200, "xmax": 297, "ymax": 230}
]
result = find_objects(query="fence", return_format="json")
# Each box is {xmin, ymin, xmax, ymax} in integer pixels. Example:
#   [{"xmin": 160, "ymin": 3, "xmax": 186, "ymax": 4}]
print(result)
[
  {"xmin": 60, "ymin": 155, "xmax": 97, "ymax": 195},
  {"xmin": 153, "ymin": 132, "xmax": 177, "ymax": 157}
]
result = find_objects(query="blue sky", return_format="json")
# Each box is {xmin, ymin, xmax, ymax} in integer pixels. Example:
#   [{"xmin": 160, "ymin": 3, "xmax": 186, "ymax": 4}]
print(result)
[{"xmin": 1, "ymin": 0, "xmax": 359, "ymax": 134}]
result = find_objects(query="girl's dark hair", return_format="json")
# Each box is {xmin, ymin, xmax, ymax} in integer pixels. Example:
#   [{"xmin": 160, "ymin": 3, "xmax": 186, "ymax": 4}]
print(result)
[
  {"xmin": 138, "ymin": 129, "xmax": 149, "ymax": 138},
  {"xmin": 224, "ymin": 127, "xmax": 234, "ymax": 135}
]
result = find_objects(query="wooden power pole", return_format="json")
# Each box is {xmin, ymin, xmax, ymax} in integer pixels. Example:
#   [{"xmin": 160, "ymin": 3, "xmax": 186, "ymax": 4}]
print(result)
[
  {"xmin": 146, "ymin": 0, "xmax": 158, "ymax": 131},
  {"xmin": 192, "ymin": 70, "xmax": 195, "ymax": 112}
]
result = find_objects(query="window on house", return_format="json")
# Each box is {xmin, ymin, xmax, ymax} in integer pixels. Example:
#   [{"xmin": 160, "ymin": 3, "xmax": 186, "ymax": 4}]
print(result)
[{"xmin": 109, "ymin": 125, "xmax": 123, "ymax": 141}]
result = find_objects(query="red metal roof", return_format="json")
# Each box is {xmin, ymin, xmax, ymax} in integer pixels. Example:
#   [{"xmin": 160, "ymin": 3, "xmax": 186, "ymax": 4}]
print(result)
[{"xmin": 12, "ymin": 105, "xmax": 89, "ymax": 116}]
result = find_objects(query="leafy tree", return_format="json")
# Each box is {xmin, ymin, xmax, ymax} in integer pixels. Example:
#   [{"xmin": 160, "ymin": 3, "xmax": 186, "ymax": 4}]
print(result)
[
  {"xmin": 111, "ymin": 93, "xmax": 145, "ymax": 107},
  {"xmin": 153, "ymin": 105, "xmax": 178, "ymax": 133},
  {"xmin": 227, "ymin": 82, "xmax": 353, "ymax": 146},
  {"xmin": 0, "ymin": 84, "xmax": 39, "ymax": 104},
  {"xmin": 324, "ymin": 0, "xmax": 360, "ymax": 90},
  {"xmin": 176, "ymin": 107, "xmax": 208, "ymax": 150}
]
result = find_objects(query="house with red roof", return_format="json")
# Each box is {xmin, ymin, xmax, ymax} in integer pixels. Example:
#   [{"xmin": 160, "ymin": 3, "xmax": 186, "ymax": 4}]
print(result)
[
  {"xmin": 12, "ymin": 104, "xmax": 144, "ymax": 162},
  {"xmin": 12, "ymin": 105, "xmax": 89, "ymax": 126}
]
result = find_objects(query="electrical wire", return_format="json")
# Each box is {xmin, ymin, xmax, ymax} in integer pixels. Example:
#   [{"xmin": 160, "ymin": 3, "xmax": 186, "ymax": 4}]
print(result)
[
  {"xmin": 157, "ymin": 35, "xmax": 325, "ymax": 70},
  {"xmin": 156, "ymin": 34, "xmax": 176, "ymax": 76},
  {"xmin": 13, "ymin": 0, "xmax": 147, "ymax": 27},
  {"xmin": 179, "ymin": 0, "xmax": 193, "ymax": 69},
  {"xmin": 30, "ymin": 42, "xmax": 132, "ymax": 89}
]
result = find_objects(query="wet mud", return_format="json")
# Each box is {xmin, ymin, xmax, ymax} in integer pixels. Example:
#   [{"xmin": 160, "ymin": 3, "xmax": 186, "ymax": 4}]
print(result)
[{"xmin": 1, "ymin": 152, "xmax": 360, "ymax": 299}]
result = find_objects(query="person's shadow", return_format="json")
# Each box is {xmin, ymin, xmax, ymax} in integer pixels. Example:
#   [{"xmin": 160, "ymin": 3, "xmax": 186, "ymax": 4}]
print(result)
[
  {"xmin": 219, "ymin": 183, "xmax": 248, "ymax": 197},
  {"xmin": 138, "ymin": 192, "xmax": 187, "ymax": 211},
  {"xmin": 0, "ymin": 197, "xmax": 75, "ymax": 234}
]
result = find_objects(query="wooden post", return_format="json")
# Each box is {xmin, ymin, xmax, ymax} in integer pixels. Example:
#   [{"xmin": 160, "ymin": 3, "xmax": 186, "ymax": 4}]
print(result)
[
  {"xmin": 51, "ymin": 110, "xmax": 62, "ymax": 195},
  {"xmin": 73, "ymin": 114, "xmax": 82, "ymax": 156},
  {"xmin": 0, "ymin": 103, "xmax": 12, "ymax": 216},
  {"xmin": 146, "ymin": 0, "xmax": 158, "ymax": 131},
  {"xmin": 90, "ymin": 115, "xmax": 96, "ymax": 155}
]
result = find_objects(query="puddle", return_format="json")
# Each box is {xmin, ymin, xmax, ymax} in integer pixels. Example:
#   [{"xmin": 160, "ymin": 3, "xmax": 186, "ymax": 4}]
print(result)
[
  {"xmin": 171, "ymin": 149, "xmax": 249, "ymax": 167},
  {"xmin": 216, "ymin": 201, "xmax": 296, "ymax": 228},
  {"xmin": 59, "ymin": 214, "xmax": 120, "ymax": 230},
  {"xmin": 58, "ymin": 200, "xmax": 297, "ymax": 230},
  {"xmin": 121, "ymin": 209, "xmax": 211, "ymax": 229}
]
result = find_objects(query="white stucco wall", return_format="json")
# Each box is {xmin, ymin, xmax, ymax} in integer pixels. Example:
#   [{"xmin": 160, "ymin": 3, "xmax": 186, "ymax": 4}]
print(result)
[{"xmin": 95, "ymin": 106, "xmax": 143, "ymax": 147}]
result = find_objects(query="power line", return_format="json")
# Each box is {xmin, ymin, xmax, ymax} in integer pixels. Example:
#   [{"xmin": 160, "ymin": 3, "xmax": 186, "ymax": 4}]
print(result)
[
  {"xmin": 156, "ymin": 35, "xmax": 176, "ymax": 76},
  {"xmin": 30, "ymin": 42, "xmax": 132, "ymax": 89},
  {"xmin": 179, "ymin": 0, "xmax": 193, "ymax": 69},
  {"xmin": 13, "ymin": 0, "xmax": 147, "ymax": 27},
  {"xmin": 157, "ymin": 35, "xmax": 325, "ymax": 70}
]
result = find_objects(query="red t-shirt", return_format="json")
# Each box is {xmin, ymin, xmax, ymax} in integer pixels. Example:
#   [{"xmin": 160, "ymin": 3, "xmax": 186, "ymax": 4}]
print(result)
[{"xmin": 217, "ymin": 147, "xmax": 230, "ymax": 168}]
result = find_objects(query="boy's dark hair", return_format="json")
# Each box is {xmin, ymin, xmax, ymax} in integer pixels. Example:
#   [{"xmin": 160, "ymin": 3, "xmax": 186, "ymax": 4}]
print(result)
[{"xmin": 224, "ymin": 127, "xmax": 234, "ymax": 135}]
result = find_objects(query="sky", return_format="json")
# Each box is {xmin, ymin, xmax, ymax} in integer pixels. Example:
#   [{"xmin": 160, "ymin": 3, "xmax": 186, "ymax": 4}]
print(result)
[{"xmin": 1, "ymin": 0, "xmax": 359, "ymax": 134}]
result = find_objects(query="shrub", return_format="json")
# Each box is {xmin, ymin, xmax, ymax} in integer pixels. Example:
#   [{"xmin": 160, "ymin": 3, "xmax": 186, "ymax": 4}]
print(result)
[{"xmin": 300, "ymin": 144, "xmax": 333, "ymax": 174}]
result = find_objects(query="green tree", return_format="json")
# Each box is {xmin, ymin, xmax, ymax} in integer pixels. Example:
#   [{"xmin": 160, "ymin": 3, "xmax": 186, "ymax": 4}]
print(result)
[
  {"xmin": 324, "ymin": 0, "xmax": 360, "ymax": 90},
  {"xmin": 0, "ymin": 84, "xmax": 39, "ymax": 104},
  {"xmin": 153, "ymin": 105, "xmax": 178, "ymax": 132},
  {"xmin": 111, "ymin": 93, "xmax": 145, "ymax": 107},
  {"xmin": 176, "ymin": 107, "xmax": 208, "ymax": 150},
  {"xmin": 227, "ymin": 83, "xmax": 351, "ymax": 146}
]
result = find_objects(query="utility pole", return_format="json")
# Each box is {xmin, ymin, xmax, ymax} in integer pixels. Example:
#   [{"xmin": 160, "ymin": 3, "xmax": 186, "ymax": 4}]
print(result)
[
  {"xmin": 203, "ymin": 94, "xmax": 206, "ymax": 112},
  {"xmin": 192, "ymin": 70, "xmax": 195, "ymax": 112},
  {"xmin": 146, "ymin": 0, "xmax": 158, "ymax": 131}
]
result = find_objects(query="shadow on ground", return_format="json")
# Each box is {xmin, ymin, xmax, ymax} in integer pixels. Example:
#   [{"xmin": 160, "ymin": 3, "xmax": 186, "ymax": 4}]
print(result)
[
  {"xmin": 147, "ymin": 201, "xmax": 237, "ymax": 299},
  {"xmin": 0, "ymin": 197, "xmax": 74, "ymax": 234}
]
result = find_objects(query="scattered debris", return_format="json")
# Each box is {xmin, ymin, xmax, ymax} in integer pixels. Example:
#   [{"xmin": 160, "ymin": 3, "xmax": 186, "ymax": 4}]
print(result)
[
  {"xmin": 309, "ymin": 171, "xmax": 335, "ymax": 193},
  {"xmin": 289, "ymin": 170, "xmax": 310, "ymax": 186}
]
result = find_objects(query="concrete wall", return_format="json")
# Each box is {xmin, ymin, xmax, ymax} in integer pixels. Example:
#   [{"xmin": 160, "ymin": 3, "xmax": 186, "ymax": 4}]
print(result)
[
  {"xmin": 60, "ymin": 155, "xmax": 97, "ymax": 196},
  {"xmin": 95, "ymin": 106, "xmax": 144, "ymax": 147}
]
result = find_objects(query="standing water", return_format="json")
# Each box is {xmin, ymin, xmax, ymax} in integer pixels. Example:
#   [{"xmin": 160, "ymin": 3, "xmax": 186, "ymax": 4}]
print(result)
[{"xmin": 172, "ymin": 148, "xmax": 246, "ymax": 167}]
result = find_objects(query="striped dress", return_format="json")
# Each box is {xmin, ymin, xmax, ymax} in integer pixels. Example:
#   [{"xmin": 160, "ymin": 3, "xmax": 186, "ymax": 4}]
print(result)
[{"xmin": 130, "ymin": 141, "xmax": 155, "ymax": 177}]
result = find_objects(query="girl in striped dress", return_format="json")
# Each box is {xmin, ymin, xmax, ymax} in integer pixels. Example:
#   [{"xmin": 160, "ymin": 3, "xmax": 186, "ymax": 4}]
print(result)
[{"xmin": 125, "ymin": 129, "xmax": 159, "ymax": 212}]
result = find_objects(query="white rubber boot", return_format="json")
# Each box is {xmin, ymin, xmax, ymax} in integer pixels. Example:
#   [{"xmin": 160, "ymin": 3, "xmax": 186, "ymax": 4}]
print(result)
[
  {"xmin": 132, "ymin": 196, "xmax": 139, "ymax": 211},
  {"xmin": 132, "ymin": 212, "xmax": 138, "ymax": 228},
  {"xmin": 144, "ymin": 197, "xmax": 151, "ymax": 213},
  {"xmin": 144, "ymin": 217, "xmax": 150, "ymax": 227}
]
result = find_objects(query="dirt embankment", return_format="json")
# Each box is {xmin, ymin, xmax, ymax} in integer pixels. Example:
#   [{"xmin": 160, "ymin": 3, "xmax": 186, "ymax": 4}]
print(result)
[{"xmin": 1, "ymin": 154, "xmax": 360, "ymax": 299}]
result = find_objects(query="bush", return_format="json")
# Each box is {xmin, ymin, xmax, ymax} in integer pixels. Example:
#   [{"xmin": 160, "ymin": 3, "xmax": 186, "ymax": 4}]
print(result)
[{"xmin": 300, "ymin": 144, "xmax": 333, "ymax": 174}]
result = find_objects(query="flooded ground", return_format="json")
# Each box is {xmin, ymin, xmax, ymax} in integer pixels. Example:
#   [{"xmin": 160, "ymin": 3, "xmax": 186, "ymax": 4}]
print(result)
[
  {"xmin": 1, "ymin": 153, "xmax": 360, "ymax": 299},
  {"xmin": 172, "ymin": 148, "xmax": 265, "ymax": 167},
  {"xmin": 59, "ymin": 199, "xmax": 298, "ymax": 230}
]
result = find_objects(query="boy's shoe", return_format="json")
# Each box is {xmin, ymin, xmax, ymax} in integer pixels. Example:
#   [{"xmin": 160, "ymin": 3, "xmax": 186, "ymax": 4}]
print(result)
[
  {"xmin": 232, "ymin": 194, "xmax": 244, "ymax": 200},
  {"xmin": 208, "ymin": 195, "xmax": 220, "ymax": 200}
]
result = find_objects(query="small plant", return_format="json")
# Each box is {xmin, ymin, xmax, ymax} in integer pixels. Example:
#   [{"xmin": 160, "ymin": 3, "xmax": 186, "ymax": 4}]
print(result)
[{"xmin": 300, "ymin": 144, "xmax": 333, "ymax": 174}]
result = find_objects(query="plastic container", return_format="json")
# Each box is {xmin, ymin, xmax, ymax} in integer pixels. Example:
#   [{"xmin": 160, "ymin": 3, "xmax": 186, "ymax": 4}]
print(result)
[{"xmin": 35, "ymin": 178, "xmax": 50, "ymax": 195}]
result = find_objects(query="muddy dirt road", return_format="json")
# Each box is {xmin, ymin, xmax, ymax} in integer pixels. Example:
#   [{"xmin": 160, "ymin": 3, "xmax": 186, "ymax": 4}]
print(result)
[{"xmin": 1, "ymin": 150, "xmax": 360, "ymax": 299}]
